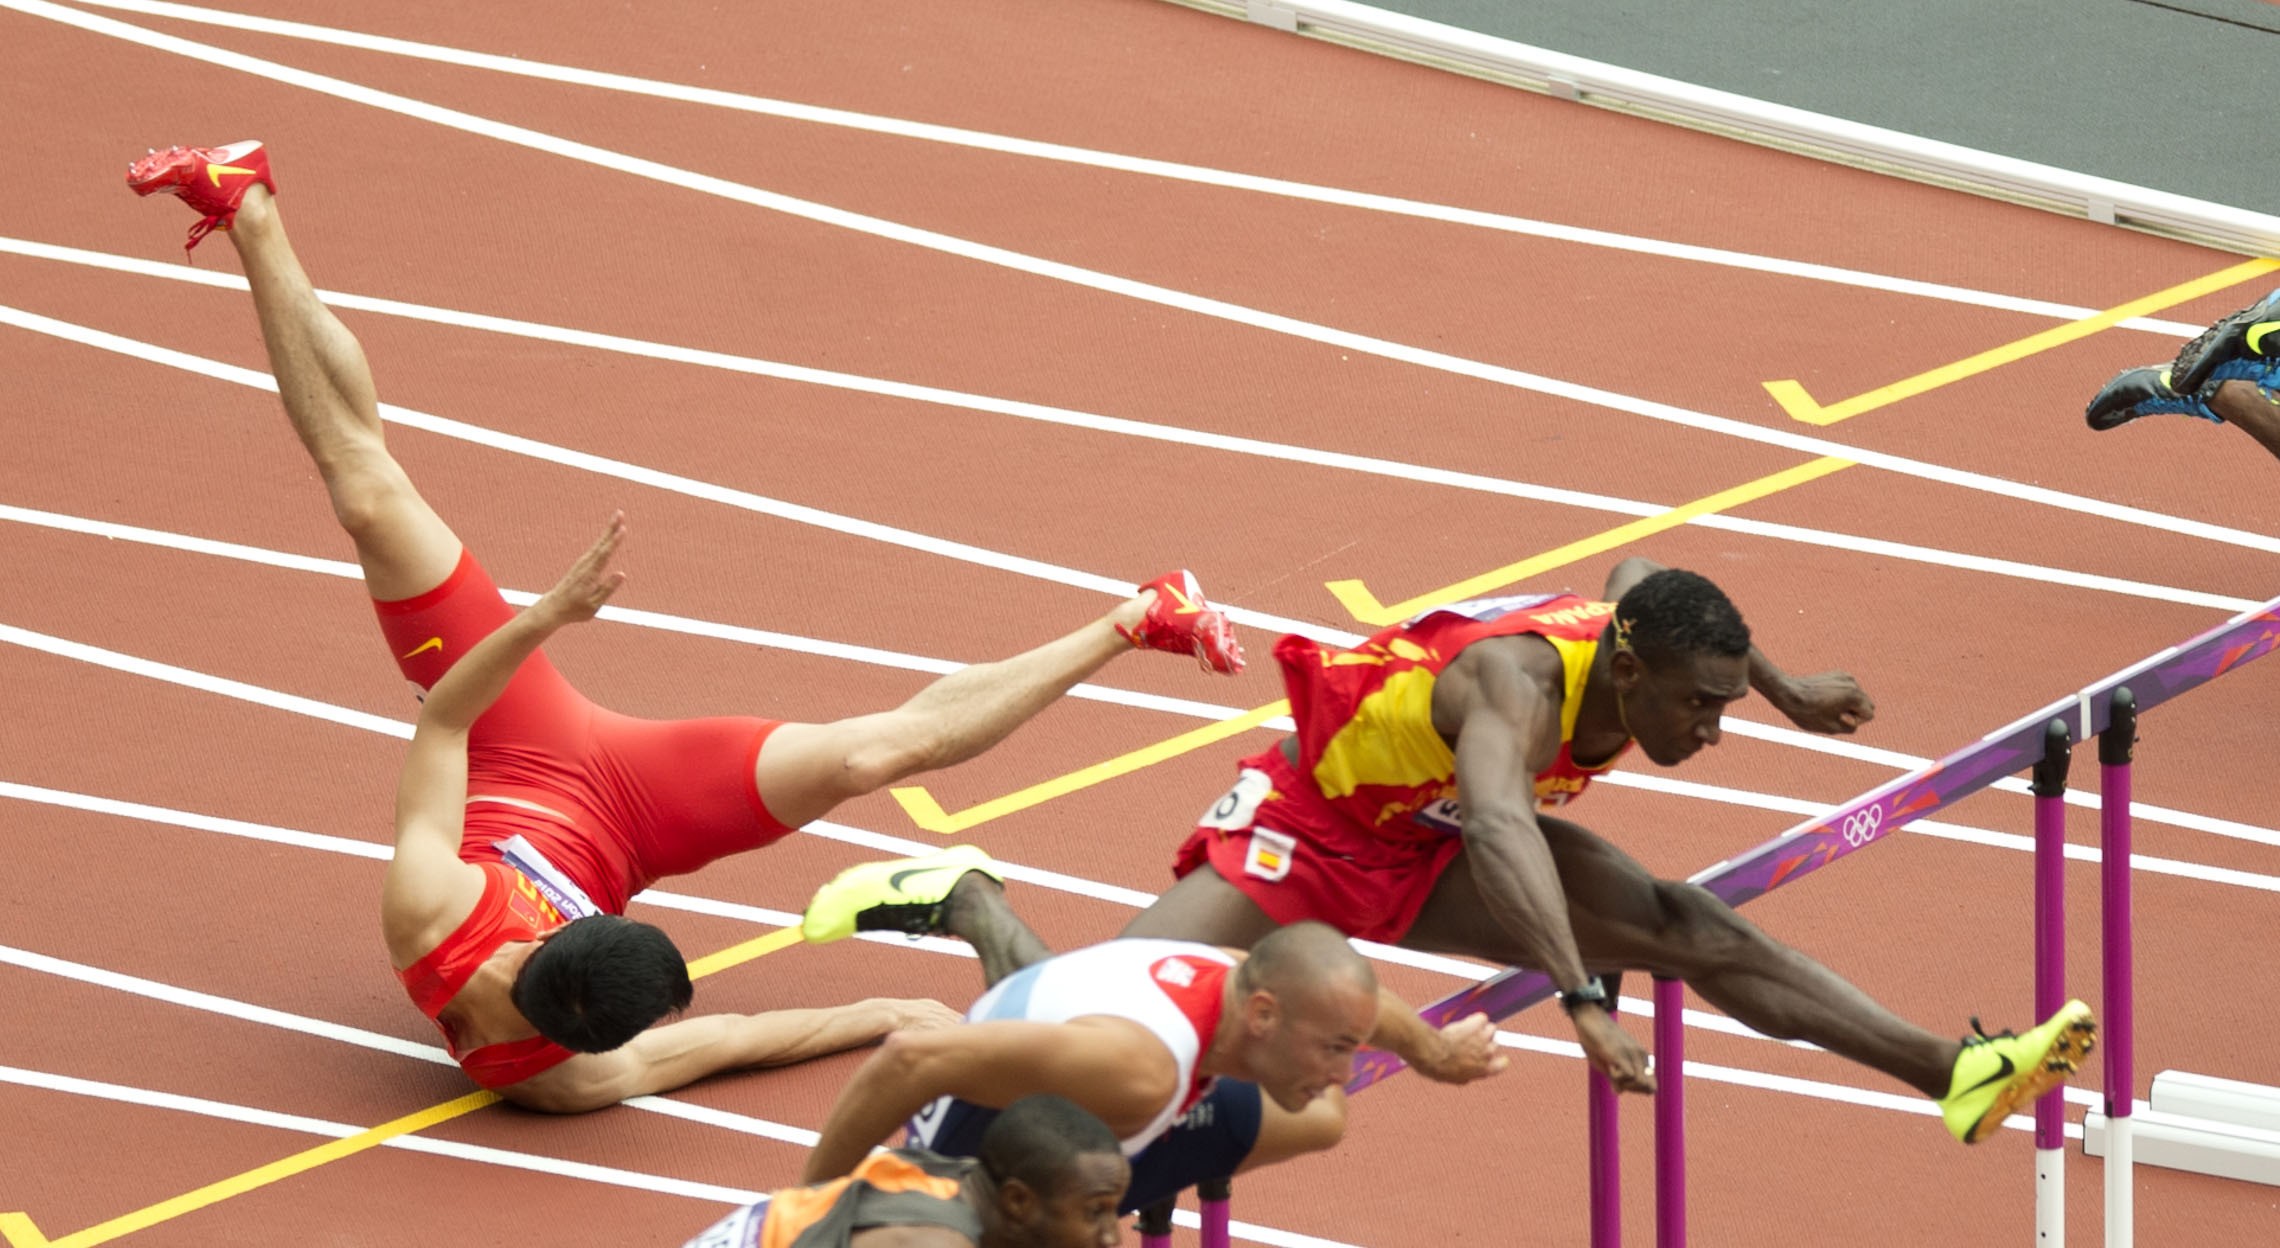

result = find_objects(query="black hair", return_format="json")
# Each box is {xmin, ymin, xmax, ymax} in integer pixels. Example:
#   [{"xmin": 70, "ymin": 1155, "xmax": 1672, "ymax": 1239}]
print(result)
[
  {"xmin": 1612, "ymin": 569, "xmax": 1750, "ymax": 667},
  {"xmin": 509, "ymin": 914, "xmax": 692, "ymax": 1053},
  {"xmin": 977, "ymin": 1095, "xmax": 1121, "ymax": 1195}
]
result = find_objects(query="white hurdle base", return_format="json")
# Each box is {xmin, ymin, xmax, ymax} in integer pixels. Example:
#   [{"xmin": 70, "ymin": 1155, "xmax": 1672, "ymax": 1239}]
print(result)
[{"xmin": 2083, "ymin": 1072, "xmax": 2280, "ymax": 1188}]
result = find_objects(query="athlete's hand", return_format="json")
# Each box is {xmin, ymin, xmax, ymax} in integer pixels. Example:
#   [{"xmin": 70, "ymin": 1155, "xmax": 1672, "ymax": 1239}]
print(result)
[
  {"xmin": 880, "ymin": 999, "xmax": 963, "ymax": 1032},
  {"xmin": 534, "ymin": 513, "xmax": 629, "ymax": 627},
  {"xmin": 1572, "ymin": 1006, "xmax": 1655, "ymax": 1094},
  {"xmin": 1772, "ymin": 670, "xmax": 1875, "ymax": 735},
  {"xmin": 1412, "ymin": 1012, "xmax": 1510, "ymax": 1084}
]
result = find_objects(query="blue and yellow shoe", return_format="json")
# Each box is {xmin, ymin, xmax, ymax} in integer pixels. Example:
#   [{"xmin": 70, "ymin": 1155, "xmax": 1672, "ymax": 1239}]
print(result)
[
  {"xmin": 2085, "ymin": 366, "xmax": 2221, "ymax": 431},
  {"xmin": 1936, "ymin": 999, "xmax": 2097, "ymax": 1144},
  {"xmin": 800, "ymin": 845, "xmax": 1003, "ymax": 944},
  {"xmin": 2171, "ymin": 286, "xmax": 2280, "ymax": 394}
]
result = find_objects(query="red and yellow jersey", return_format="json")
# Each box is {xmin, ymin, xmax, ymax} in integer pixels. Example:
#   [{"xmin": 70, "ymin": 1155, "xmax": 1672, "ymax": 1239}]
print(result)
[
  {"xmin": 681, "ymin": 1151, "xmax": 980, "ymax": 1248},
  {"xmin": 1274, "ymin": 592, "xmax": 1631, "ymax": 839}
]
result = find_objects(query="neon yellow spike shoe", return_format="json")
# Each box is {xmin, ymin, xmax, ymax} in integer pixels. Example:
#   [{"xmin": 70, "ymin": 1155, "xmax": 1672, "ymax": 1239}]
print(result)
[
  {"xmin": 801, "ymin": 845, "xmax": 1004, "ymax": 944},
  {"xmin": 1937, "ymin": 999, "xmax": 2098, "ymax": 1144}
]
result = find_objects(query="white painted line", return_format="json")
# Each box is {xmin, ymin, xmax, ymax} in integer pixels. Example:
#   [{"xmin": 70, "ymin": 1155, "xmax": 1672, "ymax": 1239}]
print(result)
[
  {"xmin": 11, "ymin": 0, "xmax": 2278, "ymax": 557},
  {"xmin": 0, "ymin": 1061, "xmax": 768, "ymax": 1206},
  {"xmin": 1600, "ymin": 771, "xmax": 2280, "ymax": 892},
  {"xmin": 10, "ymin": 501, "xmax": 2274, "ymax": 855},
  {"xmin": 0, "ymin": 301, "xmax": 1348, "ymax": 645},
  {"xmin": 42, "ymin": 0, "xmax": 2206, "ymax": 337},
  {"xmin": 7, "ymin": 610, "xmax": 2273, "ymax": 897},
  {"xmin": 3, "ymin": 239, "xmax": 2258, "ymax": 615}
]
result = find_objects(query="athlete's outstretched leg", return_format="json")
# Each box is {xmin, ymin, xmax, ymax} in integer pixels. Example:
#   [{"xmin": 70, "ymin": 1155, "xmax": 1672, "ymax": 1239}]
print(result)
[
  {"xmin": 1400, "ymin": 818, "xmax": 1958, "ymax": 1097},
  {"xmin": 131, "ymin": 143, "xmax": 459, "ymax": 599},
  {"xmin": 755, "ymin": 573, "xmax": 1243, "ymax": 829},
  {"xmin": 225, "ymin": 187, "xmax": 460, "ymax": 598},
  {"xmin": 2208, "ymin": 379, "xmax": 2280, "ymax": 462}
]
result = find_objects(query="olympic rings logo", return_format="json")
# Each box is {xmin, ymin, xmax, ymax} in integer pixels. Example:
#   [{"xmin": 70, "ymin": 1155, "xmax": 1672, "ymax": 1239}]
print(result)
[{"xmin": 1839, "ymin": 805, "xmax": 1884, "ymax": 847}]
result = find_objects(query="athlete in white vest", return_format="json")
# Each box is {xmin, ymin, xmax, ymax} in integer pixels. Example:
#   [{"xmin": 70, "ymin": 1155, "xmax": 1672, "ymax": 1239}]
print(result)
[{"xmin": 799, "ymin": 922, "xmax": 1382, "ymax": 1212}]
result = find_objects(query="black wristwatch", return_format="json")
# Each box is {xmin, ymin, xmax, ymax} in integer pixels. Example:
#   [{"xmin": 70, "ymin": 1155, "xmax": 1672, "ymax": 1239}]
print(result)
[{"xmin": 1559, "ymin": 980, "xmax": 1611, "ymax": 1016}]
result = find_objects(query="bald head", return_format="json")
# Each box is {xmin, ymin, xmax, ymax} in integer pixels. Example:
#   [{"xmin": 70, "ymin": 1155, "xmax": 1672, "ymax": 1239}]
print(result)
[{"xmin": 1234, "ymin": 920, "xmax": 1376, "ymax": 1007}]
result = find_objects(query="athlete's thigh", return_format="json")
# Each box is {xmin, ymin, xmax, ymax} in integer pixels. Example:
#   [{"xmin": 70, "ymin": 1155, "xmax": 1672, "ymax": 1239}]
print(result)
[
  {"xmin": 1118, "ymin": 864, "xmax": 1285, "ymax": 947},
  {"xmin": 1401, "ymin": 815, "xmax": 1671, "ymax": 970}
]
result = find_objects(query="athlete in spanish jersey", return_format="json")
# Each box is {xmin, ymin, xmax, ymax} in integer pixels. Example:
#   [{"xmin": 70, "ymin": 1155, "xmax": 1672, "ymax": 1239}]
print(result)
[
  {"xmin": 1115, "ymin": 563, "xmax": 2100, "ymax": 1147},
  {"xmin": 683, "ymin": 1096, "xmax": 1128, "ymax": 1248},
  {"xmin": 799, "ymin": 925, "xmax": 1376, "ymax": 1212},
  {"xmin": 141, "ymin": 143, "xmax": 1249, "ymax": 1115}
]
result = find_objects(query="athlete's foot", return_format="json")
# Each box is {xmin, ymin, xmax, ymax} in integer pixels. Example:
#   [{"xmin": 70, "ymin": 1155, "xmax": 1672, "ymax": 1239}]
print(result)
[
  {"xmin": 2084, "ymin": 366, "xmax": 2221, "ymax": 432},
  {"xmin": 800, "ymin": 845, "xmax": 1005, "ymax": 943},
  {"xmin": 1114, "ymin": 570, "xmax": 1244, "ymax": 675},
  {"xmin": 2171, "ymin": 286, "xmax": 2280, "ymax": 394},
  {"xmin": 1935, "ymin": 999, "xmax": 2097, "ymax": 1144},
  {"xmin": 126, "ymin": 140, "xmax": 277, "ymax": 256}
]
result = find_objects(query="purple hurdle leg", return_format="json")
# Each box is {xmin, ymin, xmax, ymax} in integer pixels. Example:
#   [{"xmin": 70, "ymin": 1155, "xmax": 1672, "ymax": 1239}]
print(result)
[
  {"xmin": 1198, "ymin": 1178, "xmax": 1232, "ymax": 1248},
  {"xmin": 1136, "ymin": 1194, "xmax": 1174, "ymax": 1248},
  {"xmin": 1588, "ymin": 983, "xmax": 1621, "ymax": 1248},
  {"xmin": 2100, "ymin": 688, "xmax": 2137, "ymax": 1247},
  {"xmin": 1654, "ymin": 976, "xmax": 1686, "ymax": 1248},
  {"xmin": 2031, "ymin": 719, "xmax": 2071, "ymax": 1244}
]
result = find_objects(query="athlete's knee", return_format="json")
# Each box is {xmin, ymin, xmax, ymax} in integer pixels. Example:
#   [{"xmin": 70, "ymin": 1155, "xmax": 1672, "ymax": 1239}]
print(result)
[
  {"xmin": 323, "ymin": 456, "xmax": 418, "ymax": 540},
  {"xmin": 837, "ymin": 724, "xmax": 945, "ymax": 795},
  {"xmin": 1651, "ymin": 880, "xmax": 1759, "ymax": 969}
]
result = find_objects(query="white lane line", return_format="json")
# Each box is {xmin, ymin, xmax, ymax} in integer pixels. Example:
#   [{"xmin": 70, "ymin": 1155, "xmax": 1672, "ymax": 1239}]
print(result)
[
  {"xmin": 0, "ymin": 1063, "xmax": 770, "ymax": 1205},
  {"xmin": 6, "ymin": 607, "xmax": 2274, "ymax": 891},
  {"xmin": 3, "ymin": 240, "xmax": 2258, "ymax": 614},
  {"xmin": 0, "ymin": 502, "xmax": 1268, "ymax": 726},
  {"xmin": 43, "ymin": 0, "xmax": 2205, "ymax": 338},
  {"xmin": 0, "ymin": 302, "xmax": 1348, "ymax": 645},
  {"xmin": 8, "ymin": 497, "xmax": 2277, "ymax": 852},
  {"xmin": 1490, "ymin": 1032, "xmax": 2098, "ymax": 1140},
  {"xmin": 0, "ymin": 940, "xmax": 2089, "ymax": 1191},
  {"xmin": 1721, "ymin": 716, "xmax": 2280, "ymax": 851},
  {"xmin": 11, "ymin": 0, "xmax": 2277, "ymax": 557},
  {"xmin": 1600, "ymin": 771, "xmax": 2280, "ymax": 891}
]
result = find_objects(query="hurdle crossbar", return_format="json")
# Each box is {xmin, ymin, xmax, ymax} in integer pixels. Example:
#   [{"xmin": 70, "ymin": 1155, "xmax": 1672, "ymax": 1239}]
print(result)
[{"xmin": 1348, "ymin": 592, "xmax": 2280, "ymax": 1090}]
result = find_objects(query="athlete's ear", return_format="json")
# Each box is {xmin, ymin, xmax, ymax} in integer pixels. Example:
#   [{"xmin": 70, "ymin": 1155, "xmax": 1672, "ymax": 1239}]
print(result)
[
  {"xmin": 1244, "ymin": 988, "xmax": 1281, "ymax": 1036},
  {"xmin": 1609, "ymin": 646, "xmax": 1646, "ymax": 693},
  {"xmin": 997, "ymin": 1175, "xmax": 1041, "ymax": 1226}
]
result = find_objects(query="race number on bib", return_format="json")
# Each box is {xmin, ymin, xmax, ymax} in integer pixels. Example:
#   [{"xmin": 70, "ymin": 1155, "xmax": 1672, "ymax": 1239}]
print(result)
[{"xmin": 1199, "ymin": 768, "xmax": 1273, "ymax": 832}]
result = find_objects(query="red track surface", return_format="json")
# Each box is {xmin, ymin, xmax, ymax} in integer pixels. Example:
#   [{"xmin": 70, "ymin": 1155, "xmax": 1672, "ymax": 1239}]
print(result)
[{"xmin": 4, "ymin": 1, "xmax": 2277, "ymax": 1244}]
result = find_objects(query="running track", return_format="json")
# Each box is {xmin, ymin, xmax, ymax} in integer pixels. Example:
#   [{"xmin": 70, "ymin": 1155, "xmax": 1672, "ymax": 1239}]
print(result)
[{"xmin": 1, "ymin": 1, "xmax": 2276, "ymax": 1244}]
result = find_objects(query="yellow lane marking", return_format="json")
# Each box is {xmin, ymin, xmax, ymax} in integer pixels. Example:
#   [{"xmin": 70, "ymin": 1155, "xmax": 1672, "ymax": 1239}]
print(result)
[
  {"xmin": 27, "ymin": 1091, "xmax": 501, "ymax": 1248},
  {"xmin": 684, "ymin": 924, "xmax": 808, "ymax": 978},
  {"xmin": 894, "ymin": 257, "xmax": 2274, "ymax": 828},
  {"xmin": 1765, "ymin": 256, "xmax": 2280, "ymax": 426},
  {"xmin": 11, "ymin": 922, "xmax": 807, "ymax": 1246},
  {"xmin": 0, "ymin": 1213, "xmax": 54, "ymax": 1247},
  {"xmin": 893, "ymin": 700, "xmax": 1292, "ymax": 834},
  {"xmin": 1324, "ymin": 457, "xmax": 1854, "ymax": 626}
]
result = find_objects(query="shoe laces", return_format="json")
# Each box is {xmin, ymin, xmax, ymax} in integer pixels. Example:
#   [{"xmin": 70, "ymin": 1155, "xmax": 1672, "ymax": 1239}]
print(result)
[{"xmin": 1961, "ymin": 1017, "xmax": 2018, "ymax": 1047}]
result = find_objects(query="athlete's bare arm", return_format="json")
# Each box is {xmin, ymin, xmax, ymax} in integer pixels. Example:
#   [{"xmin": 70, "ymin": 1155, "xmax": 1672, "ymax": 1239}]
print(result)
[
  {"xmin": 1360, "ymin": 987, "xmax": 1506, "ymax": 1083},
  {"xmin": 1433, "ymin": 638, "xmax": 1654, "ymax": 1093},
  {"xmin": 380, "ymin": 516, "xmax": 628, "ymax": 968},
  {"xmin": 500, "ymin": 996, "xmax": 962, "ymax": 1114},
  {"xmin": 1603, "ymin": 556, "xmax": 1873, "ymax": 735},
  {"xmin": 802, "ymin": 1018, "xmax": 1177, "ymax": 1184}
]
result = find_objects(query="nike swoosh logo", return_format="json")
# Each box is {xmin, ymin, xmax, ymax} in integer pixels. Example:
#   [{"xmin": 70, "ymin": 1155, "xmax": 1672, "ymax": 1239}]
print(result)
[
  {"xmin": 886, "ymin": 867, "xmax": 940, "ymax": 892},
  {"xmin": 2247, "ymin": 321, "xmax": 2280, "ymax": 356},
  {"xmin": 207, "ymin": 162, "xmax": 256, "ymax": 187},
  {"xmin": 1162, "ymin": 582, "xmax": 1202, "ymax": 616},
  {"xmin": 399, "ymin": 636, "xmax": 444, "ymax": 659},
  {"xmin": 1962, "ymin": 1052, "xmax": 2016, "ymax": 1097}
]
